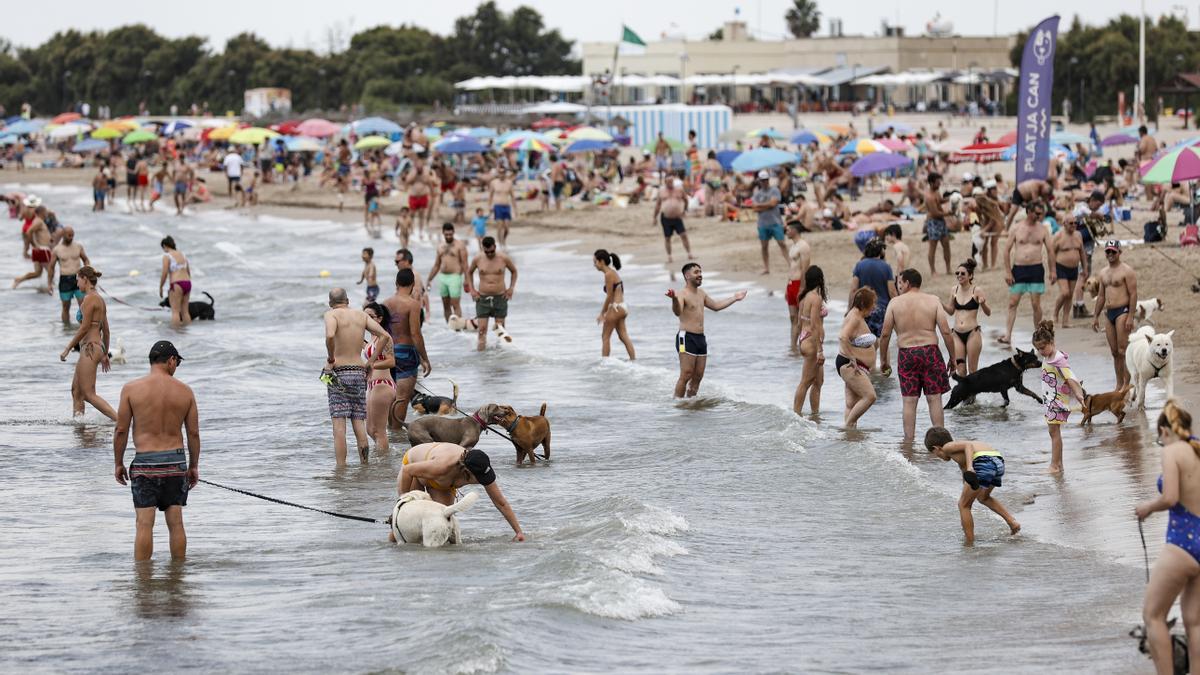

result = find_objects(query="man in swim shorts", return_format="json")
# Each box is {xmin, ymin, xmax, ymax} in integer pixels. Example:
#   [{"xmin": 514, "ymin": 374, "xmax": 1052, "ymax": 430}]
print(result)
[
  {"xmin": 880, "ymin": 268, "xmax": 954, "ymax": 443},
  {"xmin": 1091, "ymin": 240, "xmax": 1137, "ymax": 389},
  {"xmin": 785, "ymin": 222, "xmax": 811, "ymax": 351},
  {"xmin": 1002, "ymin": 200, "xmax": 1056, "ymax": 345},
  {"xmin": 922, "ymin": 173, "xmax": 952, "ymax": 276},
  {"xmin": 667, "ymin": 262, "xmax": 747, "ymax": 398},
  {"xmin": 924, "ymin": 427, "xmax": 1020, "ymax": 545},
  {"xmin": 751, "ymin": 170, "xmax": 789, "ymax": 275},
  {"xmin": 49, "ymin": 226, "xmax": 90, "ymax": 324},
  {"xmin": 426, "ymin": 222, "xmax": 468, "ymax": 322},
  {"xmin": 467, "ymin": 236, "xmax": 517, "ymax": 351},
  {"xmin": 324, "ymin": 288, "xmax": 391, "ymax": 466},
  {"xmin": 13, "ymin": 199, "xmax": 54, "ymax": 293},
  {"xmin": 382, "ymin": 270, "xmax": 431, "ymax": 429},
  {"xmin": 488, "ymin": 168, "xmax": 517, "ymax": 248},
  {"xmin": 653, "ymin": 178, "xmax": 694, "ymax": 263},
  {"xmin": 402, "ymin": 158, "xmax": 434, "ymax": 238},
  {"xmin": 113, "ymin": 340, "xmax": 200, "ymax": 561}
]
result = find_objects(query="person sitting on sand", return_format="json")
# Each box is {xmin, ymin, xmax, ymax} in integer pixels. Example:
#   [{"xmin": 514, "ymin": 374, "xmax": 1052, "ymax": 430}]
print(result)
[{"xmin": 924, "ymin": 426, "xmax": 1021, "ymax": 546}]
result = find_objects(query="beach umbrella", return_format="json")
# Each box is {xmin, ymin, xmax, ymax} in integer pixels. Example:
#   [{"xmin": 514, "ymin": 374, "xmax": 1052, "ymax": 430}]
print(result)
[
  {"xmin": 562, "ymin": 139, "xmax": 615, "ymax": 154},
  {"xmin": 283, "ymin": 136, "xmax": 322, "ymax": 152},
  {"xmin": 497, "ymin": 130, "xmax": 553, "ymax": 145},
  {"xmin": 567, "ymin": 126, "xmax": 613, "ymax": 141},
  {"xmin": 465, "ymin": 126, "xmax": 498, "ymax": 139},
  {"xmin": 641, "ymin": 137, "xmax": 685, "ymax": 152},
  {"xmin": 1140, "ymin": 145, "xmax": 1200, "ymax": 183},
  {"xmin": 542, "ymin": 128, "xmax": 567, "ymax": 142},
  {"xmin": 296, "ymin": 118, "xmax": 340, "ymax": 138},
  {"xmin": 71, "ymin": 138, "xmax": 108, "ymax": 153},
  {"xmin": 2, "ymin": 119, "xmax": 47, "ymax": 136},
  {"xmin": 0, "ymin": 135, "xmax": 20, "ymax": 146},
  {"xmin": 730, "ymin": 148, "xmax": 799, "ymax": 173},
  {"xmin": 423, "ymin": 126, "xmax": 442, "ymax": 138},
  {"xmin": 229, "ymin": 127, "xmax": 280, "ymax": 145},
  {"xmin": 999, "ymin": 143, "xmax": 1074, "ymax": 162},
  {"xmin": 1051, "ymin": 132, "xmax": 1091, "ymax": 146},
  {"xmin": 500, "ymin": 136, "xmax": 553, "ymax": 153},
  {"xmin": 349, "ymin": 117, "xmax": 402, "ymax": 136},
  {"xmin": 271, "ymin": 119, "xmax": 302, "ymax": 135},
  {"xmin": 354, "ymin": 135, "xmax": 391, "ymax": 150},
  {"xmin": 48, "ymin": 122, "xmax": 91, "ymax": 139},
  {"xmin": 161, "ymin": 120, "xmax": 193, "ymax": 136},
  {"xmin": 715, "ymin": 149, "xmax": 741, "ymax": 171},
  {"xmin": 839, "ymin": 139, "xmax": 890, "ymax": 155},
  {"xmin": 1101, "ymin": 133, "xmax": 1137, "ymax": 147},
  {"xmin": 877, "ymin": 138, "xmax": 911, "ymax": 152},
  {"xmin": 948, "ymin": 142, "xmax": 1009, "ymax": 163},
  {"xmin": 791, "ymin": 130, "xmax": 830, "ymax": 145},
  {"xmin": 996, "ymin": 130, "xmax": 1018, "ymax": 146},
  {"xmin": 434, "ymin": 136, "xmax": 487, "ymax": 154},
  {"xmin": 207, "ymin": 125, "xmax": 242, "ymax": 141},
  {"xmin": 122, "ymin": 129, "xmax": 158, "ymax": 145},
  {"xmin": 90, "ymin": 126, "xmax": 125, "ymax": 140},
  {"xmin": 52, "ymin": 112, "xmax": 82, "ymax": 124},
  {"xmin": 745, "ymin": 127, "xmax": 787, "ymax": 140},
  {"xmin": 850, "ymin": 153, "xmax": 913, "ymax": 177},
  {"xmin": 824, "ymin": 123, "xmax": 852, "ymax": 135},
  {"xmin": 106, "ymin": 119, "xmax": 141, "ymax": 131}
]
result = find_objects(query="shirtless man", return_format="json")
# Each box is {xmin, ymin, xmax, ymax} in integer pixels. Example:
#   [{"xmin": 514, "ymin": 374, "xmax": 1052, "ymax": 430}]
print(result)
[
  {"xmin": 923, "ymin": 173, "xmax": 952, "ymax": 276},
  {"xmin": 1091, "ymin": 241, "xmax": 1138, "ymax": 389},
  {"xmin": 1002, "ymin": 200, "xmax": 1056, "ymax": 344},
  {"xmin": 426, "ymin": 222, "xmax": 469, "ymax": 322},
  {"xmin": 883, "ymin": 224, "xmax": 910, "ymax": 275},
  {"xmin": 397, "ymin": 443, "xmax": 524, "ymax": 541},
  {"xmin": 113, "ymin": 340, "xmax": 199, "ymax": 561},
  {"xmin": 549, "ymin": 155, "xmax": 567, "ymax": 209},
  {"xmin": 49, "ymin": 227, "xmax": 90, "ymax": 323},
  {"xmin": 653, "ymin": 178, "xmax": 694, "ymax": 263},
  {"xmin": 172, "ymin": 159, "xmax": 192, "ymax": 216},
  {"xmin": 654, "ymin": 133, "xmax": 672, "ymax": 183},
  {"xmin": 487, "ymin": 168, "xmax": 517, "ymax": 248},
  {"xmin": 323, "ymin": 288, "xmax": 391, "ymax": 466},
  {"xmin": 403, "ymin": 159, "xmax": 434, "ymax": 240},
  {"xmin": 1051, "ymin": 217, "xmax": 1083, "ymax": 328},
  {"xmin": 13, "ymin": 203, "xmax": 53, "ymax": 293},
  {"xmin": 466, "ymin": 236, "xmax": 518, "ymax": 351},
  {"xmin": 1135, "ymin": 125, "xmax": 1157, "ymax": 166},
  {"xmin": 59, "ymin": 266, "xmax": 117, "ymax": 420},
  {"xmin": 1004, "ymin": 179, "xmax": 1054, "ymax": 229},
  {"xmin": 381, "ymin": 269, "xmax": 431, "ymax": 430},
  {"xmin": 702, "ymin": 151, "xmax": 724, "ymax": 217},
  {"xmin": 879, "ymin": 269, "xmax": 954, "ymax": 443},
  {"xmin": 785, "ymin": 223, "xmax": 812, "ymax": 351},
  {"xmin": 134, "ymin": 155, "xmax": 149, "ymax": 211},
  {"xmin": 395, "ymin": 248, "xmax": 430, "ymax": 321},
  {"xmin": 667, "ymin": 262, "xmax": 747, "ymax": 398}
]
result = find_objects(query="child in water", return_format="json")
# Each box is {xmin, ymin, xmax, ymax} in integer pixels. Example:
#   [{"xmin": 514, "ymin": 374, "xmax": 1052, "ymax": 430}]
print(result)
[
  {"xmin": 1031, "ymin": 320, "xmax": 1085, "ymax": 474},
  {"xmin": 358, "ymin": 247, "xmax": 379, "ymax": 303},
  {"xmin": 925, "ymin": 426, "xmax": 1021, "ymax": 545},
  {"xmin": 470, "ymin": 208, "xmax": 488, "ymax": 252}
]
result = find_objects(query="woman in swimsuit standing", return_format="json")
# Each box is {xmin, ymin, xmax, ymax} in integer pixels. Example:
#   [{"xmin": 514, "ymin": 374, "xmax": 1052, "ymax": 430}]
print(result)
[
  {"xmin": 158, "ymin": 236, "xmax": 192, "ymax": 328},
  {"xmin": 838, "ymin": 287, "xmax": 879, "ymax": 427},
  {"xmin": 943, "ymin": 259, "xmax": 990, "ymax": 378},
  {"xmin": 1137, "ymin": 400, "xmax": 1200, "ymax": 673},
  {"xmin": 59, "ymin": 266, "xmax": 117, "ymax": 420},
  {"xmin": 793, "ymin": 265, "xmax": 827, "ymax": 415},
  {"xmin": 363, "ymin": 303, "xmax": 396, "ymax": 453},
  {"xmin": 594, "ymin": 249, "xmax": 635, "ymax": 360}
]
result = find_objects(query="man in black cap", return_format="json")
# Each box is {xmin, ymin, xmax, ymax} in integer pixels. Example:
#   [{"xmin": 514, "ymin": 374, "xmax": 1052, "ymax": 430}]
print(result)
[
  {"xmin": 113, "ymin": 340, "xmax": 200, "ymax": 561},
  {"xmin": 397, "ymin": 443, "xmax": 524, "ymax": 541}
]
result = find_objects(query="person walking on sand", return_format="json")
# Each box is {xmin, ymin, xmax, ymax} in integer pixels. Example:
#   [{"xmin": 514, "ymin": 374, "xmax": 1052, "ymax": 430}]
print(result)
[
  {"xmin": 113, "ymin": 340, "xmax": 199, "ymax": 561},
  {"xmin": 942, "ymin": 259, "xmax": 990, "ymax": 378},
  {"xmin": 785, "ymin": 222, "xmax": 812, "ymax": 351},
  {"xmin": 653, "ymin": 177, "xmax": 693, "ymax": 263},
  {"xmin": 1136, "ymin": 400, "xmax": 1200, "ymax": 674},
  {"xmin": 426, "ymin": 223, "xmax": 468, "ymax": 322},
  {"xmin": 1052, "ymin": 214, "xmax": 1084, "ymax": 329},
  {"xmin": 922, "ymin": 173, "xmax": 952, "ymax": 276},
  {"xmin": 323, "ymin": 288, "xmax": 391, "ymax": 466},
  {"xmin": 158, "ymin": 236, "xmax": 192, "ymax": 329},
  {"xmin": 793, "ymin": 265, "xmax": 827, "ymax": 415},
  {"xmin": 838, "ymin": 288, "xmax": 879, "ymax": 427},
  {"xmin": 381, "ymin": 269, "xmax": 431, "ymax": 430},
  {"xmin": 59, "ymin": 266, "xmax": 117, "ymax": 420},
  {"xmin": 594, "ymin": 249, "xmax": 635, "ymax": 360},
  {"xmin": 880, "ymin": 269, "xmax": 954, "ymax": 443},
  {"xmin": 172, "ymin": 158, "xmax": 192, "ymax": 216},
  {"xmin": 1001, "ymin": 200, "xmax": 1056, "ymax": 345},
  {"xmin": 751, "ymin": 170, "xmax": 788, "ymax": 275},
  {"xmin": 1091, "ymin": 240, "xmax": 1138, "ymax": 390},
  {"xmin": 924, "ymin": 427, "xmax": 1020, "ymax": 546},
  {"xmin": 49, "ymin": 227, "xmax": 90, "ymax": 324},
  {"xmin": 667, "ymin": 262, "xmax": 747, "ymax": 398},
  {"xmin": 466, "ymin": 236, "xmax": 517, "ymax": 351},
  {"xmin": 487, "ymin": 168, "xmax": 516, "ymax": 248},
  {"xmin": 1031, "ymin": 320, "xmax": 1085, "ymax": 474}
]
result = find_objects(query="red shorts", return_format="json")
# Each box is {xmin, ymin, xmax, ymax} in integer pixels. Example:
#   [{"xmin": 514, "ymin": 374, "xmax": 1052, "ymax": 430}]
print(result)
[
  {"xmin": 409, "ymin": 194, "xmax": 430, "ymax": 210},
  {"xmin": 897, "ymin": 344, "xmax": 950, "ymax": 397},
  {"xmin": 785, "ymin": 279, "xmax": 802, "ymax": 307},
  {"xmin": 138, "ymin": 174, "xmax": 148, "ymax": 186},
  {"xmin": 441, "ymin": 181, "xmax": 456, "ymax": 192},
  {"xmin": 31, "ymin": 247, "xmax": 51, "ymax": 264}
]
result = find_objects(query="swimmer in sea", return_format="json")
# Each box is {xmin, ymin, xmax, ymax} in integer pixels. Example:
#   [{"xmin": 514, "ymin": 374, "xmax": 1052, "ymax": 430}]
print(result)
[
  {"xmin": 667, "ymin": 262, "xmax": 747, "ymax": 398},
  {"xmin": 924, "ymin": 426, "xmax": 1020, "ymax": 546},
  {"xmin": 397, "ymin": 442, "xmax": 524, "ymax": 542},
  {"xmin": 837, "ymin": 287, "xmax": 879, "ymax": 427},
  {"xmin": 59, "ymin": 265, "xmax": 117, "ymax": 420}
]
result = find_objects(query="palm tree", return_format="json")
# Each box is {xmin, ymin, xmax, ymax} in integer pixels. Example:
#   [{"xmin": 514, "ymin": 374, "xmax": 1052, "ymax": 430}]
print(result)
[{"xmin": 785, "ymin": 0, "xmax": 821, "ymax": 38}]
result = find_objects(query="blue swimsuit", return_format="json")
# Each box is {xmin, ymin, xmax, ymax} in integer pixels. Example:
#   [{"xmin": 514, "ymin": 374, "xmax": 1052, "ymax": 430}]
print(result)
[{"xmin": 1158, "ymin": 475, "xmax": 1200, "ymax": 563}]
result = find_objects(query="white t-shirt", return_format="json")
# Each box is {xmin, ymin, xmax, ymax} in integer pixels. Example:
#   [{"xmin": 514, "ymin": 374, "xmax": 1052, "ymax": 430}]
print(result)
[{"xmin": 223, "ymin": 152, "xmax": 243, "ymax": 178}]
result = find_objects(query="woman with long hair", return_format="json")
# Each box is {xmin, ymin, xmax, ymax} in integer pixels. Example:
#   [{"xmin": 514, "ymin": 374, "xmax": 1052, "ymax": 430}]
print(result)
[
  {"xmin": 793, "ymin": 265, "xmax": 827, "ymax": 414},
  {"xmin": 1137, "ymin": 400, "xmax": 1200, "ymax": 673},
  {"xmin": 159, "ymin": 236, "xmax": 191, "ymax": 328},
  {"xmin": 943, "ymin": 258, "xmax": 990, "ymax": 378},
  {"xmin": 594, "ymin": 249, "xmax": 635, "ymax": 360},
  {"xmin": 363, "ymin": 302, "xmax": 396, "ymax": 453},
  {"xmin": 837, "ymin": 287, "xmax": 879, "ymax": 427},
  {"xmin": 59, "ymin": 265, "xmax": 117, "ymax": 420}
]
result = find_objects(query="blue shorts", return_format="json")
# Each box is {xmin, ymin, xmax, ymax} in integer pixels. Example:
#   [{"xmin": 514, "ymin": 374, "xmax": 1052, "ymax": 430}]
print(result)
[
  {"xmin": 366, "ymin": 285, "xmax": 380, "ymax": 302},
  {"xmin": 757, "ymin": 222, "xmax": 785, "ymax": 241},
  {"xmin": 866, "ymin": 304, "xmax": 887, "ymax": 337},
  {"xmin": 1009, "ymin": 264, "xmax": 1046, "ymax": 295},
  {"xmin": 474, "ymin": 222, "xmax": 487, "ymax": 237},
  {"xmin": 493, "ymin": 204, "xmax": 512, "ymax": 221},
  {"xmin": 925, "ymin": 218, "xmax": 947, "ymax": 241},
  {"xmin": 58, "ymin": 274, "xmax": 85, "ymax": 302},
  {"xmin": 971, "ymin": 455, "xmax": 1005, "ymax": 489},
  {"xmin": 392, "ymin": 344, "xmax": 419, "ymax": 380}
]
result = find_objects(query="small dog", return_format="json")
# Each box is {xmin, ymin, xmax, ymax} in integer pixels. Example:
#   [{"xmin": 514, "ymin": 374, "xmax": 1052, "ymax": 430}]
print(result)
[
  {"xmin": 945, "ymin": 349, "xmax": 1042, "ymax": 409},
  {"xmin": 1135, "ymin": 298, "xmax": 1164, "ymax": 325},
  {"xmin": 407, "ymin": 403, "xmax": 507, "ymax": 448},
  {"xmin": 1126, "ymin": 326, "xmax": 1175, "ymax": 409},
  {"xmin": 159, "ymin": 291, "xmax": 215, "ymax": 321},
  {"xmin": 1131, "ymin": 619, "xmax": 1189, "ymax": 674},
  {"xmin": 969, "ymin": 222, "xmax": 985, "ymax": 265},
  {"xmin": 410, "ymin": 381, "xmax": 459, "ymax": 416},
  {"xmin": 495, "ymin": 403, "xmax": 551, "ymax": 465},
  {"xmin": 447, "ymin": 314, "xmax": 478, "ymax": 332},
  {"xmin": 107, "ymin": 337, "xmax": 127, "ymax": 365},
  {"xmin": 390, "ymin": 490, "xmax": 478, "ymax": 547},
  {"xmin": 1083, "ymin": 277, "xmax": 1101, "ymax": 303},
  {"xmin": 1080, "ymin": 384, "xmax": 1132, "ymax": 425}
]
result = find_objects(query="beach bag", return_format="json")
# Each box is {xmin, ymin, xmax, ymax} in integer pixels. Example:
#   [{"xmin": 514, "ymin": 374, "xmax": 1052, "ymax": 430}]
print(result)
[
  {"xmin": 1144, "ymin": 219, "xmax": 1165, "ymax": 243},
  {"xmin": 1181, "ymin": 223, "xmax": 1200, "ymax": 247}
]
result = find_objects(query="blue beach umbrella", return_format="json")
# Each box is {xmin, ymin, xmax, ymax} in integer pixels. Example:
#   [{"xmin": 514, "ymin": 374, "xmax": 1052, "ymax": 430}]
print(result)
[
  {"xmin": 161, "ymin": 120, "xmax": 193, "ymax": 136},
  {"xmin": 466, "ymin": 126, "xmax": 498, "ymax": 139},
  {"xmin": 715, "ymin": 149, "xmax": 741, "ymax": 171},
  {"xmin": 349, "ymin": 117, "xmax": 402, "ymax": 136},
  {"xmin": 434, "ymin": 136, "xmax": 488, "ymax": 154},
  {"xmin": 2, "ymin": 119, "xmax": 46, "ymax": 136},
  {"xmin": 849, "ymin": 152, "xmax": 913, "ymax": 177},
  {"xmin": 730, "ymin": 148, "xmax": 799, "ymax": 173},
  {"xmin": 71, "ymin": 138, "xmax": 108, "ymax": 153}
]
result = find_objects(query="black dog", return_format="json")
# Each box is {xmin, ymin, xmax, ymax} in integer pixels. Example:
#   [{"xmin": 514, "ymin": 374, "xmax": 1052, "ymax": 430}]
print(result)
[
  {"xmin": 159, "ymin": 291, "xmax": 215, "ymax": 320},
  {"xmin": 410, "ymin": 381, "xmax": 459, "ymax": 416},
  {"xmin": 945, "ymin": 348, "xmax": 1042, "ymax": 409}
]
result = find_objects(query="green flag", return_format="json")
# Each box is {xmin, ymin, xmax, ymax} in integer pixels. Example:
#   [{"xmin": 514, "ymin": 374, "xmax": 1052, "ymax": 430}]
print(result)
[{"xmin": 621, "ymin": 25, "xmax": 646, "ymax": 46}]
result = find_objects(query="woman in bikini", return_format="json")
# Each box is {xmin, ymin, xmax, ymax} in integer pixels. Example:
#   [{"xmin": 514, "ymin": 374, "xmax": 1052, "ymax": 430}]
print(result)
[
  {"xmin": 594, "ymin": 249, "xmax": 635, "ymax": 360},
  {"xmin": 1136, "ymin": 400, "xmax": 1200, "ymax": 673},
  {"xmin": 363, "ymin": 303, "xmax": 396, "ymax": 453},
  {"xmin": 59, "ymin": 266, "xmax": 116, "ymax": 420},
  {"xmin": 158, "ymin": 236, "xmax": 191, "ymax": 328},
  {"xmin": 942, "ymin": 258, "xmax": 990, "ymax": 378},
  {"xmin": 838, "ymin": 287, "xmax": 879, "ymax": 427},
  {"xmin": 793, "ymin": 265, "xmax": 827, "ymax": 415},
  {"xmin": 397, "ymin": 442, "xmax": 525, "ymax": 542}
]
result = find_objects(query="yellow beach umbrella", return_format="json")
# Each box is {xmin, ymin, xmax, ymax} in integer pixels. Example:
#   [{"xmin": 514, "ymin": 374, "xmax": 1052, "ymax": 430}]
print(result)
[
  {"xmin": 91, "ymin": 126, "xmax": 125, "ymax": 140},
  {"xmin": 354, "ymin": 135, "xmax": 391, "ymax": 150},
  {"xmin": 228, "ymin": 127, "xmax": 280, "ymax": 145},
  {"xmin": 207, "ymin": 125, "xmax": 241, "ymax": 141}
]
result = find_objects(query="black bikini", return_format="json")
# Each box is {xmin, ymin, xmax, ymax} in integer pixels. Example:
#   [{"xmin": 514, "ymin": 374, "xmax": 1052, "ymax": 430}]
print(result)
[{"xmin": 952, "ymin": 288, "xmax": 981, "ymax": 346}]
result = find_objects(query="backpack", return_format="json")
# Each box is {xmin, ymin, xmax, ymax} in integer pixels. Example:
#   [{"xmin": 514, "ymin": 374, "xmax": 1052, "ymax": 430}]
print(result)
[
  {"xmin": 1182, "ymin": 223, "xmax": 1200, "ymax": 247},
  {"xmin": 1144, "ymin": 219, "xmax": 1165, "ymax": 243}
]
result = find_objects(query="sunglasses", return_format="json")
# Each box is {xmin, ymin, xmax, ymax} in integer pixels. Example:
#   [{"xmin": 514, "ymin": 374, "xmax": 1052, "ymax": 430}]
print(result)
[{"xmin": 955, "ymin": 271, "xmax": 968, "ymax": 276}]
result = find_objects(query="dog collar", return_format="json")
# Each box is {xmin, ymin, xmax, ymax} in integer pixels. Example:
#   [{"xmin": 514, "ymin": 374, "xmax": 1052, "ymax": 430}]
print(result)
[
  {"xmin": 505, "ymin": 416, "xmax": 521, "ymax": 434},
  {"xmin": 471, "ymin": 413, "xmax": 487, "ymax": 428}
]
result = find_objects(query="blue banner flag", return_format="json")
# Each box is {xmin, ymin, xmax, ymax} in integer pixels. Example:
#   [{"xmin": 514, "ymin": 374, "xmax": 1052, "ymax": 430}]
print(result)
[{"xmin": 1016, "ymin": 16, "xmax": 1060, "ymax": 183}]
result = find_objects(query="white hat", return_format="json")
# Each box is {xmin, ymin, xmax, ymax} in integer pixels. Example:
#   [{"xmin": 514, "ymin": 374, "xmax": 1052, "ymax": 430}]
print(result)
[
  {"xmin": 672, "ymin": 178, "xmax": 683, "ymax": 188},
  {"xmin": 971, "ymin": 186, "xmax": 984, "ymax": 196},
  {"xmin": 984, "ymin": 179, "xmax": 997, "ymax": 189},
  {"xmin": 822, "ymin": 208, "xmax": 833, "ymax": 217},
  {"xmin": 962, "ymin": 172, "xmax": 975, "ymax": 182},
  {"xmin": 642, "ymin": 149, "xmax": 650, "ymax": 156},
  {"xmin": 22, "ymin": 195, "xmax": 41, "ymax": 208},
  {"xmin": 757, "ymin": 170, "xmax": 770, "ymax": 179}
]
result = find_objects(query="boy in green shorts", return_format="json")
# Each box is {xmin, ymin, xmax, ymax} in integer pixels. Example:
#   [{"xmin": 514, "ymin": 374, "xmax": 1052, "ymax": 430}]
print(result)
[{"xmin": 925, "ymin": 426, "xmax": 1021, "ymax": 545}]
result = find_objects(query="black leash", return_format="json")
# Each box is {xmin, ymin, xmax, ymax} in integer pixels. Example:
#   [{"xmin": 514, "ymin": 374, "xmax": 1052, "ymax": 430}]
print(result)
[
  {"xmin": 98, "ymin": 284, "xmax": 162, "ymax": 312},
  {"xmin": 413, "ymin": 381, "xmax": 550, "ymax": 461},
  {"xmin": 198, "ymin": 479, "xmax": 389, "ymax": 526},
  {"xmin": 1139, "ymin": 519, "xmax": 1151, "ymax": 584}
]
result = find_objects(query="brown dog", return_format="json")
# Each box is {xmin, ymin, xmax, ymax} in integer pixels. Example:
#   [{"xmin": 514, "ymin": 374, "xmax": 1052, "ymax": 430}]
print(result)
[
  {"xmin": 1080, "ymin": 384, "xmax": 1132, "ymax": 426},
  {"xmin": 496, "ymin": 403, "xmax": 551, "ymax": 465}
]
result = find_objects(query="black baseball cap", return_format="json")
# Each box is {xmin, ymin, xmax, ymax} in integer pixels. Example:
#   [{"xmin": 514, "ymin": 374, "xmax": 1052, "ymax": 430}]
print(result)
[
  {"xmin": 462, "ymin": 449, "xmax": 495, "ymax": 486},
  {"xmin": 148, "ymin": 340, "xmax": 184, "ymax": 362}
]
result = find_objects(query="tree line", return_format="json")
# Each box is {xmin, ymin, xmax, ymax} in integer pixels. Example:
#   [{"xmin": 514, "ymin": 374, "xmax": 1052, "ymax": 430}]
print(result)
[{"xmin": 0, "ymin": 1, "xmax": 577, "ymax": 118}]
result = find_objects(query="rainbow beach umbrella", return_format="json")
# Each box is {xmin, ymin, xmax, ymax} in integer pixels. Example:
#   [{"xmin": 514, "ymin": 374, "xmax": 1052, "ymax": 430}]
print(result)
[
  {"xmin": 1140, "ymin": 145, "xmax": 1200, "ymax": 184},
  {"xmin": 500, "ymin": 135, "xmax": 553, "ymax": 153}
]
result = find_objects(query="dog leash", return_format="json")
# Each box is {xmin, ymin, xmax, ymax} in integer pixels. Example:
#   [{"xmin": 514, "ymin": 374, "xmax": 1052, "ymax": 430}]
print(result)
[
  {"xmin": 198, "ymin": 479, "xmax": 389, "ymax": 526},
  {"xmin": 98, "ymin": 284, "xmax": 163, "ymax": 312},
  {"xmin": 1138, "ymin": 519, "xmax": 1150, "ymax": 584},
  {"xmin": 414, "ymin": 381, "xmax": 550, "ymax": 461}
]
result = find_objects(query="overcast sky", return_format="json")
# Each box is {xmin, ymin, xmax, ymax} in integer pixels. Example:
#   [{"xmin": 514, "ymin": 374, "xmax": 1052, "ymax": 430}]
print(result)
[{"xmin": 1, "ymin": 0, "xmax": 1190, "ymax": 52}]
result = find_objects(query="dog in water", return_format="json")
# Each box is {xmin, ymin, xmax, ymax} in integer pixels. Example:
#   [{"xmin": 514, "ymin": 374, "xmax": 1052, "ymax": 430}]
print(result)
[
  {"xmin": 447, "ymin": 315, "xmax": 513, "ymax": 343},
  {"xmin": 159, "ymin": 291, "xmax": 215, "ymax": 321},
  {"xmin": 107, "ymin": 337, "xmax": 127, "ymax": 365},
  {"xmin": 1080, "ymin": 384, "xmax": 1131, "ymax": 425},
  {"xmin": 1126, "ymin": 326, "xmax": 1175, "ymax": 409},
  {"xmin": 945, "ymin": 349, "xmax": 1042, "ymax": 409},
  {"xmin": 407, "ymin": 403, "xmax": 507, "ymax": 448},
  {"xmin": 389, "ymin": 490, "xmax": 479, "ymax": 547},
  {"xmin": 494, "ymin": 403, "xmax": 551, "ymax": 465},
  {"xmin": 1131, "ymin": 619, "xmax": 1189, "ymax": 674},
  {"xmin": 409, "ymin": 380, "xmax": 459, "ymax": 416}
]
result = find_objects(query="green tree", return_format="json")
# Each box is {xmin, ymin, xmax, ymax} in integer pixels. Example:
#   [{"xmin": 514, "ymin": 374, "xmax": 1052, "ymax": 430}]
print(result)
[
  {"xmin": 708, "ymin": 27, "xmax": 724, "ymax": 41},
  {"xmin": 785, "ymin": 0, "xmax": 821, "ymax": 38}
]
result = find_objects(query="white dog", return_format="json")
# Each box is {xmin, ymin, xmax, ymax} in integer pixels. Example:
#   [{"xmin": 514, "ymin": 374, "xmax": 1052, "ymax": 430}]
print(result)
[
  {"xmin": 390, "ymin": 490, "xmax": 479, "ymax": 547},
  {"xmin": 1135, "ymin": 298, "xmax": 1164, "ymax": 325},
  {"xmin": 1125, "ymin": 326, "xmax": 1175, "ymax": 409},
  {"xmin": 107, "ymin": 338, "xmax": 127, "ymax": 365}
]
